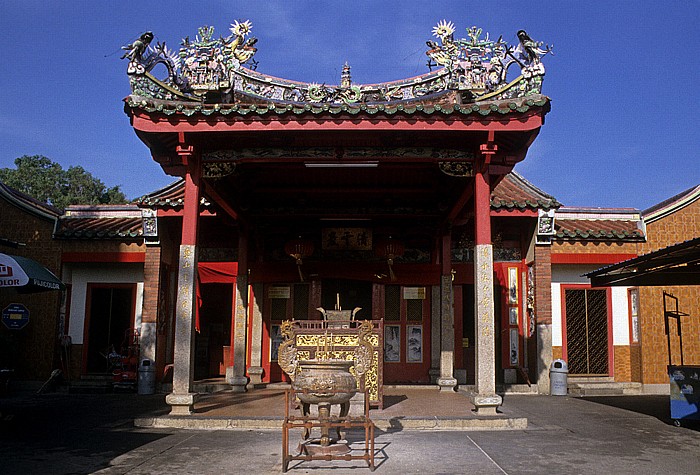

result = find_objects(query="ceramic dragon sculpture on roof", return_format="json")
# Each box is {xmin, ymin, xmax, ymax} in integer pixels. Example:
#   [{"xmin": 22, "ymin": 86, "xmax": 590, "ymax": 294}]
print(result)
[{"xmin": 122, "ymin": 19, "xmax": 551, "ymax": 106}]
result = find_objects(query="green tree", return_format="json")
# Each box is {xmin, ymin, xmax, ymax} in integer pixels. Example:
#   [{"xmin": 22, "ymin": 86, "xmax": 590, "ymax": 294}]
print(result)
[{"xmin": 0, "ymin": 155, "xmax": 127, "ymax": 210}]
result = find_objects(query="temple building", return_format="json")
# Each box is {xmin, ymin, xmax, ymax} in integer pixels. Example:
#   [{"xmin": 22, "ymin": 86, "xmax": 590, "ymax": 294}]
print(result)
[
  {"xmin": 2, "ymin": 19, "xmax": 698, "ymax": 412},
  {"xmin": 118, "ymin": 20, "xmax": 555, "ymax": 414}
]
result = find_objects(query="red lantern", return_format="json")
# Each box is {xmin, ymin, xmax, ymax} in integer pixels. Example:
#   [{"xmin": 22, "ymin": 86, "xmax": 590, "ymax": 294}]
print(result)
[
  {"xmin": 285, "ymin": 237, "xmax": 314, "ymax": 281},
  {"xmin": 375, "ymin": 237, "xmax": 404, "ymax": 281}
]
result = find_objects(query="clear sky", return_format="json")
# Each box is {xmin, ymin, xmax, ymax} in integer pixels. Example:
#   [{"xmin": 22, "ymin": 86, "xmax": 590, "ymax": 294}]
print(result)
[{"xmin": 0, "ymin": 1, "xmax": 697, "ymax": 210}]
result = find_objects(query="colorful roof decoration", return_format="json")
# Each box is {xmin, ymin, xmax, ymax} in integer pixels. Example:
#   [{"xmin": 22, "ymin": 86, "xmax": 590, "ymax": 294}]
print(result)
[
  {"xmin": 55, "ymin": 205, "xmax": 146, "ymax": 240},
  {"xmin": 553, "ymin": 207, "xmax": 645, "ymax": 242},
  {"xmin": 491, "ymin": 172, "xmax": 560, "ymax": 211},
  {"xmin": 122, "ymin": 20, "xmax": 551, "ymax": 108}
]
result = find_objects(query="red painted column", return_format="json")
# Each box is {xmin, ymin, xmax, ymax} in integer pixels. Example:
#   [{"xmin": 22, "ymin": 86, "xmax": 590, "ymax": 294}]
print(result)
[
  {"xmin": 181, "ymin": 144, "xmax": 200, "ymax": 246},
  {"xmin": 474, "ymin": 170, "xmax": 491, "ymax": 244}
]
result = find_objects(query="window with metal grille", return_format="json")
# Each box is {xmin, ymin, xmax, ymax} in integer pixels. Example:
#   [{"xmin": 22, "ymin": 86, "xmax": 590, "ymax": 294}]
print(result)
[
  {"xmin": 406, "ymin": 299, "xmax": 423, "ymax": 321},
  {"xmin": 293, "ymin": 284, "xmax": 309, "ymax": 320},
  {"xmin": 565, "ymin": 288, "xmax": 609, "ymax": 375},
  {"xmin": 270, "ymin": 297, "xmax": 287, "ymax": 321},
  {"xmin": 385, "ymin": 285, "xmax": 400, "ymax": 321}
]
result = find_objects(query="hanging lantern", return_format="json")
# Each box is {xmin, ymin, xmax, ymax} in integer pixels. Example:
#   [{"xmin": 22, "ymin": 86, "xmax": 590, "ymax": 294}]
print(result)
[
  {"xmin": 375, "ymin": 237, "xmax": 404, "ymax": 281},
  {"xmin": 285, "ymin": 237, "xmax": 314, "ymax": 282}
]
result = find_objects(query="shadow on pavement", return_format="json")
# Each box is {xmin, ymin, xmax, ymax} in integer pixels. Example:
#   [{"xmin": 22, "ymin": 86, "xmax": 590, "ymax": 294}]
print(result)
[{"xmin": 580, "ymin": 395, "xmax": 700, "ymax": 431}]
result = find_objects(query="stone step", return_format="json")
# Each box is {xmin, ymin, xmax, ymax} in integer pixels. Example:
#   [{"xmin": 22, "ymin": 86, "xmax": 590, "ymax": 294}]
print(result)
[
  {"xmin": 68, "ymin": 374, "xmax": 120, "ymax": 394},
  {"xmin": 568, "ymin": 380, "xmax": 642, "ymax": 397}
]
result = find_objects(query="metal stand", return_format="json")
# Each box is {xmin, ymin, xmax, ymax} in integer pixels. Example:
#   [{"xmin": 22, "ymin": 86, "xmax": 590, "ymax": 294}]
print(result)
[{"xmin": 282, "ymin": 389, "xmax": 375, "ymax": 472}]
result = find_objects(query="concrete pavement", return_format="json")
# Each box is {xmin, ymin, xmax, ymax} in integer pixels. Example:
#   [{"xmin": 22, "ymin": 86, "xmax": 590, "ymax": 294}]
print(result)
[{"xmin": 1, "ymin": 388, "xmax": 699, "ymax": 474}]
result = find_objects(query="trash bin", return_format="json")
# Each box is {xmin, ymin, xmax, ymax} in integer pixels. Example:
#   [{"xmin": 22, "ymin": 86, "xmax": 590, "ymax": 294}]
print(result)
[
  {"xmin": 138, "ymin": 359, "xmax": 156, "ymax": 395},
  {"xmin": 550, "ymin": 359, "xmax": 568, "ymax": 396}
]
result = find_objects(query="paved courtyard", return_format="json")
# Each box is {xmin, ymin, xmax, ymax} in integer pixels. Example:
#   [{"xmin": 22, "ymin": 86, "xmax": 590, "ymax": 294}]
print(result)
[{"xmin": 1, "ymin": 388, "xmax": 699, "ymax": 474}]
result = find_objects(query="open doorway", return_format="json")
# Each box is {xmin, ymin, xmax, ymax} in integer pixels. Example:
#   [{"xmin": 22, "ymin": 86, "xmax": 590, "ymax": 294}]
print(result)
[
  {"xmin": 321, "ymin": 279, "xmax": 372, "ymax": 319},
  {"xmin": 194, "ymin": 283, "xmax": 233, "ymax": 380},
  {"xmin": 84, "ymin": 285, "xmax": 136, "ymax": 374}
]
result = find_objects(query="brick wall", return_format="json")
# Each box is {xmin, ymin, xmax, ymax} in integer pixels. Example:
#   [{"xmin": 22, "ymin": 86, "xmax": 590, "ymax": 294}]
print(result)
[
  {"xmin": 142, "ymin": 246, "xmax": 161, "ymax": 325},
  {"xmin": 0, "ymin": 198, "xmax": 62, "ymax": 381},
  {"xmin": 552, "ymin": 346, "xmax": 562, "ymax": 361},
  {"xmin": 552, "ymin": 241, "xmax": 639, "ymax": 254},
  {"xmin": 533, "ymin": 245, "xmax": 552, "ymax": 325},
  {"xmin": 638, "ymin": 199, "xmax": 700, "ymax": 384}
]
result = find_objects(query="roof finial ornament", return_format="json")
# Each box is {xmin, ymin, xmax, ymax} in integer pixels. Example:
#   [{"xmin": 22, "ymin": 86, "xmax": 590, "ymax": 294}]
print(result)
[{"xmin": 341, "ymin": 62, "xmax": 352, "ymax": 89}]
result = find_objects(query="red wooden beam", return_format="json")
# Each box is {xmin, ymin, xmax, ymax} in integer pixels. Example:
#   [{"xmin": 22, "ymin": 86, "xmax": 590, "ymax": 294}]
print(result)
[{"xmin": 130, "ymin": 110, "xmax": 546, "ymax": 134}]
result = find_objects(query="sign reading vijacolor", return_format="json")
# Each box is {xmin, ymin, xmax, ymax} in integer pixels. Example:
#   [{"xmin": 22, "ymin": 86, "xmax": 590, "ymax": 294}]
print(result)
[{"xmin": 0, "ymin": 261, "xmax": 26, "ymax": 287}]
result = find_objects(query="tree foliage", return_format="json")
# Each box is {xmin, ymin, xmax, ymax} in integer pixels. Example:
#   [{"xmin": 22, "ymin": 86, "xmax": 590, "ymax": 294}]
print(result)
[{"xmin": 0, "ymin": 155, "xmax": 127, "ymax": 210}]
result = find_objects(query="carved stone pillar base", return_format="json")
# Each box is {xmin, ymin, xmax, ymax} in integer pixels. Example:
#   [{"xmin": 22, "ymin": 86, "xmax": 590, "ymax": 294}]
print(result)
[
  {"xmin": 429, "ymin": 368, "xmax": 440, "ymax": 385},
  {"xmin": 166, "ymin": 392, "xmax": 199, "ymax": 415},
  {"xmin": 437, "ymin": 377, "xmax": 457, "ymax": 392},
  {"xmin": 471, "ymin": 394, "xmax": 502, "ymax": 416},
  {"xmin": 348, "ymin": 391, "xmax": 366, "ymax": 417},
  {"xmin": 227, "ymin": 373, "xmax": 248, "ymax": 393},
  {"xmin": 246, "ymin": 366, "xmax": 264, "ymax": 389}
]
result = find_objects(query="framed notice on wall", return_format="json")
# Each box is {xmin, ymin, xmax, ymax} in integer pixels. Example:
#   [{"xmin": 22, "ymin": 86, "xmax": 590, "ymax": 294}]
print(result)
[
  {"xmin": 508, "ymin": 267, "xmax": 519, "ymax": 304},
  {"xmin": 270, "ymin": 324, "xmax": 282, "ymax": 362},
  {"xmin": 509, "ymin": 306, "xmax": 519, "ymax": 326},
  {"xmin": 407, "ymin": 325, "xmax": 423, "ymax": 363},
  {"xmin": 510, "ymin": 328, "xmax": 519, "ymax": 366},
  {"xmin": 384, "ymin": 325, "xmax": 400, "ymax": 362}
]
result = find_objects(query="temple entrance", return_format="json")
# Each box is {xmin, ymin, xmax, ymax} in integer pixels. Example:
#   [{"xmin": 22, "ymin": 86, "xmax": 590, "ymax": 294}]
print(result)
[
  {"xmin": 564, "ymin": 288, "xmax": 610, "ymax": 376},
  {"xmin": 320, "ymin": 279, "xmax": 372, "ymax": 320},
  {"xmin": 84, "ymin": 284, "xmax": 136, "ymax": 374},
  {"xmin": 194, "ymin": 283, "xmax": 233, "ymax": 380}
]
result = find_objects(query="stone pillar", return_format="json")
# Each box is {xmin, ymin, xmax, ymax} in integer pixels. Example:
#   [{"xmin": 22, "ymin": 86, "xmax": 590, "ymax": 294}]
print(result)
[
  {"xmin": 473, "ymin": 244, "xmax": 500, "ymax": 413},
  {"xmin": 227, "ymin": 230, "xmax": 249, "ymax": 392},
  {"xmin": 165, "ymin": 145, "xmax": 200, "ymax": 415},
  {"xmin": 429, "ymin": 285, "xmax": 441, "ymax": 384},
  {"xmin": 438, "ymin": 275, "xmax": 457, "ymax": 391},
  {"xmin": 470, "ymin": 139, "xmax": 502, "ymax": 415},
  {"xmin": 166, "ymin": 245, "xmax": 199, "ymax": 414},
  {"xmin": 438, "ymin": 234, "xmax": 457, "ymax": 391},
  {"xmin": 247, "ymin": 283, "xmax": 264, "ymax": 389}
]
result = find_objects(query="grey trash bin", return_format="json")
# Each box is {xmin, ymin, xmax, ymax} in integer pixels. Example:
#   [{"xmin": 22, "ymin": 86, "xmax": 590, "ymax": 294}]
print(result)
[
  {"xmin": 550, "ymin": 359, "xmax": 568, "ymax": 396},
  {"xmin": 138, "ymin": 359, "xmax": 156, "ymax": 395}
]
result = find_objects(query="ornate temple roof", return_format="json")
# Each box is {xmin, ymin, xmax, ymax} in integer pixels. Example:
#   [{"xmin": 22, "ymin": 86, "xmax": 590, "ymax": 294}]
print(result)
[{"xmin": 122, "ymin": 20, "xmax": 551, "ymax": 113}]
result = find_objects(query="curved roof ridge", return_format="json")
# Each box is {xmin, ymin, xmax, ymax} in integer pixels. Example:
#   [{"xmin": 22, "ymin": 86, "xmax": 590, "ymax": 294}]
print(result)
[
  {"xmin": 136, "ymin": 179, "xmax": 186, "ymax": 205},
  {"xmin": 0, "ymin": 180, "xmax": 61, "ymax": 221},
  {"xmin": 642, "ymin": 184, "xmax": 700, "ymax": 223},
  {"xmin": 508, "ymin": 171, "xmax": 560, "ymax": 205}
]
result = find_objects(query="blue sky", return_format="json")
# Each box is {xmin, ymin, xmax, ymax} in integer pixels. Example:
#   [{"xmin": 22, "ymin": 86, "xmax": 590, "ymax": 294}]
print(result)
[{"xmin": 0, "ymin": 1, "xmax": 697, "ymax": 210}]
